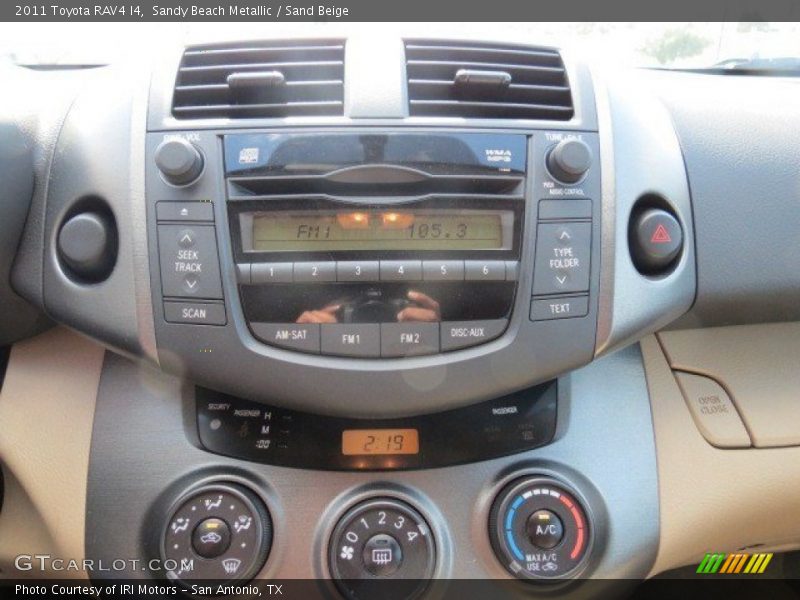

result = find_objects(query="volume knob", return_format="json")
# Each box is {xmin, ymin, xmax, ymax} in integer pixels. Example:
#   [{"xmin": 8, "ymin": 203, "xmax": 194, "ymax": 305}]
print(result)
[
  {"xmin": 546, "ymin": 139, "xmax": 592, "ymax": 184},
  {"xmin": 154, "ymin": 138, "xmax": 204, "ymax": 186}
]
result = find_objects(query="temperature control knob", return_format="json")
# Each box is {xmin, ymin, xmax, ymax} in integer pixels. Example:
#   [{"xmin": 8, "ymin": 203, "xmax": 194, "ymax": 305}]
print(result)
[
  {"xmin": 329, "ymin": 498, "xmax": 435, "ymax": 600},
  {"xmin": 546, "ymin": 139, "xmax": 592, "ymax": 184},
  {"xmin": 489, "ymin": 476, "xmax": 591, "ymax": 580},
  {"xmin": 155, "ymin": 138, "xmax": 204, "ymax": 186}
]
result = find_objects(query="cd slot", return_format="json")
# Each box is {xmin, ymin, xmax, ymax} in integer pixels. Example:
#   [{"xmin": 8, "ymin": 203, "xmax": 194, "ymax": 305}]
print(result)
[{"xmin": 227, "ymin": 172, "xmax": 524, "ymax": 199}]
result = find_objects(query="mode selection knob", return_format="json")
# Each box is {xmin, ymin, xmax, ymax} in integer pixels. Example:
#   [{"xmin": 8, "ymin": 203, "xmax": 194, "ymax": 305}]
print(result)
[
  {"xmin": 329, "ymin": 498, "xmax": 436, "ymax": 600},
  {"xmin": 155, "ymin": 138, "xmax": 204, "ymax": 186},
  {"xmin": 546, "ymin": 138, "xmax": 592, "ymax": 184},
  {"xmin": 162, "ymin": 483, "xmax": 271, "ymax": 584},
  {"xmin": 489, "ymin": 476, "xmax": 591, "ymax": 581}
]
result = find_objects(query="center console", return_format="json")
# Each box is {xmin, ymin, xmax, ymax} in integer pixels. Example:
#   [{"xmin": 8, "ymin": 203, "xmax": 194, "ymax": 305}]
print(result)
[{"xmin": 8, "ymin": 34, "xmax": 696, "ymax": 598}]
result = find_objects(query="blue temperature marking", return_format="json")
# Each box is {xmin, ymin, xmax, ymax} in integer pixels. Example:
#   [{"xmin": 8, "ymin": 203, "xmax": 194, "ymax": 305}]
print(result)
[
  {"xmin": 505, "ymin": 495, "xmax": 526, "ymax": 561},
  {"xmin": 506, "ymin": 529, "xmax": 524, "ymax": 561}
]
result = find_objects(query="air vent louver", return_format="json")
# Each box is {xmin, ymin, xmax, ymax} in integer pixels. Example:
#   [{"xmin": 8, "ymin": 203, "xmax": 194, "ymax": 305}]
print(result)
[
  {"xmin": 405, "ymin": 40, "xmax": 574, "ymax": 120},
  {"xmin": 172, "ymin": 40, "xmax": 345, "ymax": 119}
]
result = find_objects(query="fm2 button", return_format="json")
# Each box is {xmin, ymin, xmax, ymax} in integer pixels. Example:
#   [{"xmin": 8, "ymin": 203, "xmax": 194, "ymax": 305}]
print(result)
[{"xmin": 629, "ymin": 208, "xmax": 683, "ymax": 274}]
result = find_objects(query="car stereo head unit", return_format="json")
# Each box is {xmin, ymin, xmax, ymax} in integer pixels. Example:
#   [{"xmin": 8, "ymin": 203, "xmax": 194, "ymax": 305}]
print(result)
[
  {"xmin": 146, "ymin": 127, "xmax": 601, "ymax": 416},
  {"xmin": 225, "ymin": 132, "xmax": 528, "ymax": 358}
]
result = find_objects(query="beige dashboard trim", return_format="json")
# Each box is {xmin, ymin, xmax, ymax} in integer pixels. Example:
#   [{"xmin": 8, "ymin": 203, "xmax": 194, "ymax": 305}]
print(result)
[
  {"xmin": 641, "ymin": 334, "xmax": 800, "ymax": 576},
  {"xmin": 0, "ymin": 327, "xmax": 104, "ymax": 578}
]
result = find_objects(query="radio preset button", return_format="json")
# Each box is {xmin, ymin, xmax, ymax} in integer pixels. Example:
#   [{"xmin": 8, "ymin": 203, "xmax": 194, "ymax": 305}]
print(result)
[
  {"xmin": 251, "ymin": 262, "xmax": 293, "ymax": 283},
  {"xmin": 464, "ymin": 260, "xmax": 506, "ymax": 281},
  {"xmin": 337, "ymin": 261, "xmax": 380, "ymax": 282},
  {"xmin": 321, "ymin": 324, "xmax": 381, "ymax": 357},
  {"xmin": 441, "ymin": 319, "xmax": 508, "ymax": 351},
  {"xmin": 294, "ymin": 262, "xmax": 336, "ymax": 283},
  {"xmin": 381, "ymin": 323, "xmax": 439, "ymax": 357},
  {"xmin": 422, "ymin": 260, "xmax": 465, "ymax": 281},
  {"xmin": 533, "ymin": 222, "xmax": 591, "ymax": 295},
  {"xmin": 157, "ymin": 224, "xmax": 223, "ymax": 299},
  {"xmin": 251, "ymin": 323, "xmax": 321, "ymax": 354},
  {"xmin": 380, "ymin": 260, "xmax": 423, "ymax": 282}
]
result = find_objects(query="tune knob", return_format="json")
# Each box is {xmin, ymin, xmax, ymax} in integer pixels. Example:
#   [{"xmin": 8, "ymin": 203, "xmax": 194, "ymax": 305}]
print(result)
[
  {"xmin": 546, "ymin": 139, "xmax": 592, "ymax": 184},
  {"xmin": 155, "ymin": 138, "xmax": 204, "ymax": 186}
]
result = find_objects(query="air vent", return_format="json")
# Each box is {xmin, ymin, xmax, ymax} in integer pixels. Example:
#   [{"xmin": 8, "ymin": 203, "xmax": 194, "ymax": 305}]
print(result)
[
  {"xmin": 405, "ymin": 40, "xmax": 574, "ymax": 120},
  {"xmin": 172, "ymin": 40, "xmax": 345, "ymax": 119}
]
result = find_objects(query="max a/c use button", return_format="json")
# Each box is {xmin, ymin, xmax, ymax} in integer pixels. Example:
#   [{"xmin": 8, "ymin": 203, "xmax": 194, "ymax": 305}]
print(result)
[{"xmin": 530, "ymin": 295, "xmax": 589, "ymax": 321}]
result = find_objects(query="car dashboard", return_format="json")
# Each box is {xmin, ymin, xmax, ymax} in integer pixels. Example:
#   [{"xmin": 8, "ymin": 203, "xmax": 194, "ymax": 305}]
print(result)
[{"xmin": 1, "ymin": 31, "xmax": 800, "ymax": 599}]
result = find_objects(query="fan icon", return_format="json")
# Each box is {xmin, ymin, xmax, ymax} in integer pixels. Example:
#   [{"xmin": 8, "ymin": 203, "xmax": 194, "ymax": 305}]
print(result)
[{"xmin": 340, "ymin": 546, "xmax": 354, "ymax": 560}]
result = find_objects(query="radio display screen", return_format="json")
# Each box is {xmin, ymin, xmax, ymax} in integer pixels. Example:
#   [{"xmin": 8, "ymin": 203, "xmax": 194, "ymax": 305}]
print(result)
[{"xmin": 241, "ymin": 209, "xmax": 513, "ymax": 252}]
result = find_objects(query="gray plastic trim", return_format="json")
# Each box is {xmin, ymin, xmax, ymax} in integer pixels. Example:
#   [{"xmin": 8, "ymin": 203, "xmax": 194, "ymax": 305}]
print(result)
[
  {"xmin": 39, "ymin": 60, "xmax": 158, "ymax": 362},
  {"xmin": 344, "ymin": 36, "xmax": 407, "ymax": 118},
  {"xmin": 592, "ymin": 66, "xmax": 696, "ymax": 357}
]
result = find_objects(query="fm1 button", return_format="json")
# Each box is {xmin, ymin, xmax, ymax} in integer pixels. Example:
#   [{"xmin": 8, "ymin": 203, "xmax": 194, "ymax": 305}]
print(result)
[
  {"xmin": 362, "ymin": 534, "xmax": 403, "ymax": 577},
  {"xmin": 192, "ymin": 518, "xmax": 231, "ymax": 558},
  {"xmin": 526, "ymin": 510, "xmax": 564, "ymax": 550},
  {"xmin": 629, "ymin": 208, "xmax": 683, "ymax": 274}
]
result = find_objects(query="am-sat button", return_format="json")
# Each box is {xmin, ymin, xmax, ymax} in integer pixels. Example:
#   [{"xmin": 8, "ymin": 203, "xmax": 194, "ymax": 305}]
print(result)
[{"xmin": 250, "ymin": 323, "xmax": 321, "ymax": 354}]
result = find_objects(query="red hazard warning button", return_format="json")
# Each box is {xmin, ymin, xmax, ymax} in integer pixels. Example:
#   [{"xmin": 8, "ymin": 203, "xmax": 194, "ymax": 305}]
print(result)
[
  {"xmin": 650, "ymin": 223, "xmax": 672, "ymax": 244},
  {"xmin": 630, "ymin": 208, "xmax": 683, "ymax": 274}
]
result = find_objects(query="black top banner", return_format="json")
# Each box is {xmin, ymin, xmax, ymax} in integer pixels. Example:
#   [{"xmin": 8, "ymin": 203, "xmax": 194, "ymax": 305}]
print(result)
[{"xmin": 3, "ymin": 0, "xmax": 800, "ymax": 22}]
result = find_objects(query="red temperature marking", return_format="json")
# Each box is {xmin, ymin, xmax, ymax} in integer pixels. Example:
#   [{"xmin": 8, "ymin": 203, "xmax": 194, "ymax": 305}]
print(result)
[{"xmin": 559, "ymin": 494, "xmax": 586, "ymax": 560}]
